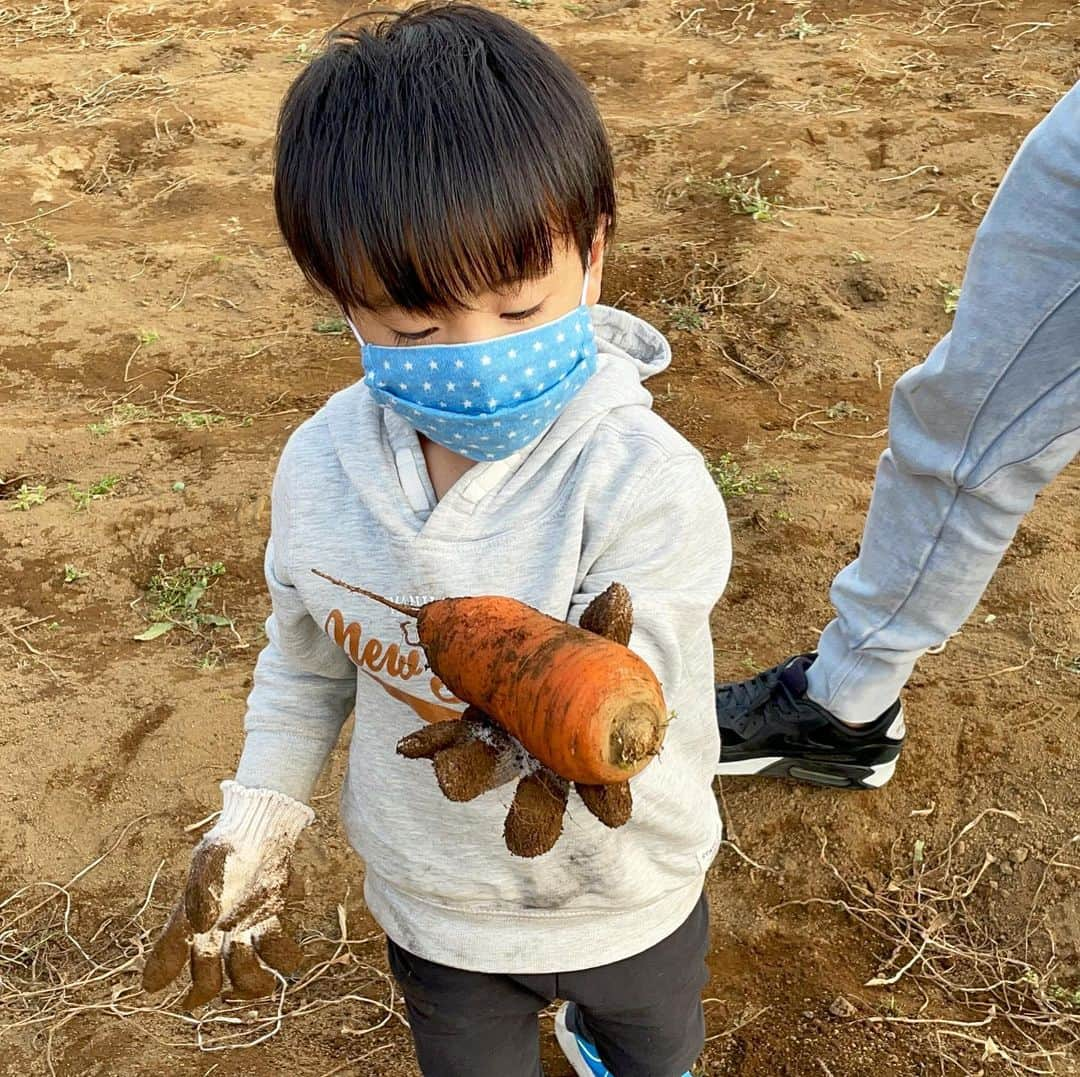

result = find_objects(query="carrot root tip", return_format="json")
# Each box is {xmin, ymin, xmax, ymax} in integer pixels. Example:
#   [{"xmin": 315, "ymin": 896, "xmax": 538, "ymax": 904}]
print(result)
[{"xmin": 608, "ymin": 702, "xmax": 664, "ymax": 771}]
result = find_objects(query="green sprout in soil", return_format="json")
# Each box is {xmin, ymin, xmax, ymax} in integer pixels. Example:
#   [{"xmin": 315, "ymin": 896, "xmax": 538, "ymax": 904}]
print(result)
[
  {"xmin": 939, "ymin": 281, "xmax": 961, "ymax": 314},
  {"xmin": 849, "ymin": 250, "xmax": 870, "ymax": 264},
  {"xmin": 135, "ymin": 557, "xmax": 231, "ymax": 640},
  {"xmin": 825, "ymin": 400, "xmax": 871, "ymax": 422},
  {"xmin": 11, "ymin": 483, "xmax": 47, "ymax": 511},
  {"xmin": 707, "ymin": 454, "xmax": 781, "ymax": 497},
  {"xmin": 284, "ymin": 41, "xmax": 314, "ymax": 64},
  {"xmin": 668, "ymin": 305, "xmax": 706, "ymax": 332},
  {"xmin": 1048, "ymin": 984, "xmax": 1080, "ymax": 1008},
  {"xmin": 137, "ymin": 328, "xmax": 159, "ymax": 346},
  {"xmin": 175, "ymin": 411, "xmax": 224, "ymax": 430},
  {"xmin": 710, "ymin": 174, "xmax": 774, "ymax": 221},
  {"xmin": 63, "ymin": 564, "xmax": 88, "ymax": 584},
  {"xmin": 88, "ymin": 402, "xmax": 154, "ymax": 436},
  {"xmin": 780, "ymin": 10, "xmax": 824, "ymax": 39},
  {"xmin": 313, "ymin": 316, "xmax": 348, "ymax": 334},
  {"xmin": 69, "ymin": 475, "xmax": 120, "ymax": 510}
]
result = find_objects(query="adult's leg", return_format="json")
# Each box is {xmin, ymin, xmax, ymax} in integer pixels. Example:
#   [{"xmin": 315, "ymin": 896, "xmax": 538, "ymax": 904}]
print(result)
[
  {"xmin": 808, "ymin": 81, "xmax": 1080, "ymax": 723},
  {"xmin": 386, "ymin": 937, "xmax": 551, "ymax": 1077}
]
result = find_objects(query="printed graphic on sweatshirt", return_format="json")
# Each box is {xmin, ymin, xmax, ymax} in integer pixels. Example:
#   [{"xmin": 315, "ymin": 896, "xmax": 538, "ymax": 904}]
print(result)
[{"xmin": 323, "ymin": 595, "xmax": 464, "ymax": 724}]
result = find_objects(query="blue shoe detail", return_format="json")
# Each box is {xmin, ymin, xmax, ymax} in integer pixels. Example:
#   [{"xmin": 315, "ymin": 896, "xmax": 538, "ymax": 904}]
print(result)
[{"xmin": 554, "ymin": 1002, "xmax": 694, "ymax": 1077}]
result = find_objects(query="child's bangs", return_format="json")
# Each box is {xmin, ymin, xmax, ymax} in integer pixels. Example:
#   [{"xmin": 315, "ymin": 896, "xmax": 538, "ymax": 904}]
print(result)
[{"xmin": 343, "ymin": 183, "xmax": 578, "ymax": 315}]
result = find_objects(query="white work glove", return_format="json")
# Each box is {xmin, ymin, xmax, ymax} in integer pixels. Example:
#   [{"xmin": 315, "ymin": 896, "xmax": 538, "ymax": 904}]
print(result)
[{"xmin": 141, "ymin": 780, "xmax": 314, "ymax": 1009}]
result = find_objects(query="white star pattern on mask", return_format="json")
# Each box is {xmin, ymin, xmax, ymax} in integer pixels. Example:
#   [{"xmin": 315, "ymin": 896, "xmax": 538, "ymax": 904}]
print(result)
[{"xmin": 359, "ymin": 305, "xmax": 598, "ymax": 461}]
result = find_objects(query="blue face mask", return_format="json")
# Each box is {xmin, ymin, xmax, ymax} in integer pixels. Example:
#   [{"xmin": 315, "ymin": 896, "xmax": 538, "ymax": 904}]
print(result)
[{"xmin": 345, "ymin": 272, "xmax": 597, "ymax": 461}]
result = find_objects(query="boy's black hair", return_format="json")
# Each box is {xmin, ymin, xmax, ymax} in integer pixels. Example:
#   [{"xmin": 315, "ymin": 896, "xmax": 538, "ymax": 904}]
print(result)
[{"xmin": 273, "ymin": 1, "xmax": 616, "ymax": 315}]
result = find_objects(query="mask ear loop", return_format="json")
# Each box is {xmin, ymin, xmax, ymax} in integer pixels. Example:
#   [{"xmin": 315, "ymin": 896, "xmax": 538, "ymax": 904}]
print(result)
[
  {"xmin": 579, "ymin": 265, "xmax": 591, "ymax": 306},
  {"xmin": 344, "ymin": 313, "xmax": 367, "ymax": 347}
]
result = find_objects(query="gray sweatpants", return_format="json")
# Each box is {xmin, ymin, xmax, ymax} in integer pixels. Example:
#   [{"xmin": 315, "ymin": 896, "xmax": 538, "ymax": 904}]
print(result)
[
  {"xmin": 386, "ymin": 889, "xmax": 709, "ymax": 1077},
  {"xmin": 808, "ymin": 80, "xmax": 1080, "ymax": 722}
]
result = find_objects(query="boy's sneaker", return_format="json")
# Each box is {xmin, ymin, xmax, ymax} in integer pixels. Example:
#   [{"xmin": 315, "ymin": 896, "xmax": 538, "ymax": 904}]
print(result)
[
  {"xmin": 554, "ymin": 1002, "xmax": 693, "ymax": 1077},
  {"xmin": 714, "ymin": 653, "xmax": 905, "ymax": 790}
]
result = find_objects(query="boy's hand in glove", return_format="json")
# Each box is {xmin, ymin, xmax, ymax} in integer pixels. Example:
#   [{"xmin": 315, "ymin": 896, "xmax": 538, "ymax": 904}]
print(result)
[{"xmin": 141, "ymin": 780, "xmax": 314, "ymax": 1009}]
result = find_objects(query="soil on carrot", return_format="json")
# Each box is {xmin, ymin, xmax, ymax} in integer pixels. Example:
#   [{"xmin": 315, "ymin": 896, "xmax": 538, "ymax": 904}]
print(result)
[{"xmin": 1, "ymin": 2, "xmax": 1078, "ymax": 1075}]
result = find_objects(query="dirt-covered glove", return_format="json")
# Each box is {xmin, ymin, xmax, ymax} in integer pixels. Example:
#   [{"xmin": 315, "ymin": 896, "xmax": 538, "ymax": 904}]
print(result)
[
  {"xmin": 396, "ymin": 583, "xmax": 635, "ymax": 858},
  {"xmin": 141, "ymin": 780, "xmax": 314, "ymax": 1009}
]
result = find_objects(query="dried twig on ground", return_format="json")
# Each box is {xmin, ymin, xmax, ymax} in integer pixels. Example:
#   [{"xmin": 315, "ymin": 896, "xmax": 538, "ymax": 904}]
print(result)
[
  {"xmin": 774, "ymin": 814, "xmax": 1080, "ymax": 1075},
  {"xmin": 0, "ymin": 830, "xmax": 406, "ymax": 1074}
]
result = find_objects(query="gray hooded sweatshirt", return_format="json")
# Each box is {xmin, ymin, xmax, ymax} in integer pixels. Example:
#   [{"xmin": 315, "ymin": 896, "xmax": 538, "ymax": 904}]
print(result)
[{"xmin": 234, "ymin": 305, "xmax": 731, "ymax": 974}]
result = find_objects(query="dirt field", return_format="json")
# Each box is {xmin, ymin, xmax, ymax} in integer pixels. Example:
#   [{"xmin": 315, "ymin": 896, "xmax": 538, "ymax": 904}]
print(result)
[{"xmin": 1, "ymin": 0, "xmax": 1078, "ymax": 1074}]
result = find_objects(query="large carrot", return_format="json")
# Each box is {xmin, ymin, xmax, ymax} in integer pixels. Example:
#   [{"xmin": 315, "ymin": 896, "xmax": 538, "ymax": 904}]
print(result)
[{"xmin": 312, "ymin": 571, "xmax": 667, "ymax": 785}]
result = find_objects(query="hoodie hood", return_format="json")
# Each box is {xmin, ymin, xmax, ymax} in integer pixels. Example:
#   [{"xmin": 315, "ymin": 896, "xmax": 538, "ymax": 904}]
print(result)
[
  {"xmin": 590, "ymin": 304, "xmax": 672, "ymax": 383},
  {"xmin": 323, "ymin": 304, "xmax": 676, "ymax": 535}
]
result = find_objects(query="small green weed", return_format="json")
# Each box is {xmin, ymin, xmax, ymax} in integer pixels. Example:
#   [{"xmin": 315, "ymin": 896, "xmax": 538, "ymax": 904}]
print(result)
[
  {"xmin": 63, "ymin": 564, "xmax": 88, "ymax": 584},
  {"xmin": 136, "ymin": 557, "xmax": 230, "ymax": 640},
  {"xmin": 284, "ymin": 41, "xmax": 313, "ymax": 64},
  {"xmin": 69, "ymin": 475, "xmax": 120, "ymax": 510},
  {"xmin": 1049, "ymin": 984, "xmax": 1080, "ymax": 1008},
  {"xmin": 313, "ymin": 316, "xmax": 348, "ymax": 334},
  {"xmin": 87, "ymin": 402, "xmax": 154, "ymax": 436},
  {"xmin": 175, "ymin": 411, "xmax": 224, "ymax": 430},
  {"xmin": 780, "ymin": 10, "xmax": 823, "ymax": 39},
  {"xmin": 825, "ymin": 400, "xmax": 871, "ymax": 422},
  {"xmin": 137, "ymin": 328, "xmax": 159, "ymax": 346},
  {"xmin": 709, "ymin": 174, "xmax": 774, "ymax": 221},
  {"xmin": 668, "ymin": 305, "xmax": 706, "ymax": 332},
  {"xmin": 939, "ymin": 281, "xmax": 961, "ymax": 314},
  {"xmin": 12, "ymin": 483, "xmax": 47, "ymax": 511},
  {"xmin": 708, "ymin": 454, "xmax": 781, "ymax": 497}
]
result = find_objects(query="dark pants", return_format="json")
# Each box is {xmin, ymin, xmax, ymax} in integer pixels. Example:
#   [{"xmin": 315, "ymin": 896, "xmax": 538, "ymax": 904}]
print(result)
[{"xmin": 386, "ymin": 891, "xmax": 710, "ymax": 1077}]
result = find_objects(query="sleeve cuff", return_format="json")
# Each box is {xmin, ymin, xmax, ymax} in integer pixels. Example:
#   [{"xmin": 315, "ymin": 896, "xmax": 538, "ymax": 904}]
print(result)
[{"xmin": 215, "ymin": 779, "xmax": 315, "ymax": 848}]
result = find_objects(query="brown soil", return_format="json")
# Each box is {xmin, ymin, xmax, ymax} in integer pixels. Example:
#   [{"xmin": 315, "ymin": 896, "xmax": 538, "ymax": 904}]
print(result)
[{"xmin": 1, "ymin": 1, "xmax": 1078, "ymax": 1075}]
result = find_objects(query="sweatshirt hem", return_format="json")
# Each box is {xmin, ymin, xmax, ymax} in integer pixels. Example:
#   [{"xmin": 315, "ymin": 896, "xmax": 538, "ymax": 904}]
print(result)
[{"xmin": 363, "ymin": 871, "xmax": 707, "ymax": 975}]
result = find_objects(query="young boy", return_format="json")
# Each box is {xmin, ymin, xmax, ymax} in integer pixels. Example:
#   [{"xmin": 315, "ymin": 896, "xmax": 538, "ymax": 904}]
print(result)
[{"xmin": 143, "ymin": 4, "xmax": 731, "ymax": 1074}]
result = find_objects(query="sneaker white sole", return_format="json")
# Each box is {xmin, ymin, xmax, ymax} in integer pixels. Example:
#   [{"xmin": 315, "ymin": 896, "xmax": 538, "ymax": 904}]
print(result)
[
  {"xmin": 714, "ymin": 753, "xmax": 898, "ymax": 788},
  {"xmin": 554, "ymin": 1002, "xmax": 608, "ymax": 1077}
]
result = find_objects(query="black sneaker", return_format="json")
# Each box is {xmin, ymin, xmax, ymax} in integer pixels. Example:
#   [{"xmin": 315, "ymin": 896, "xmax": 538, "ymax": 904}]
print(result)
[{"xmin": 714, "ymin": 653, "xmax": 905, "ymax": 790}]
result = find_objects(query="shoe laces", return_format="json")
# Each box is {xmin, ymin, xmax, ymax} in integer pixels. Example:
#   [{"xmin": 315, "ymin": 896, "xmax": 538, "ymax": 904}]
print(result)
[{"xmin": 721, "ymin": 666, "xmax": 784, "ymax": 713}]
